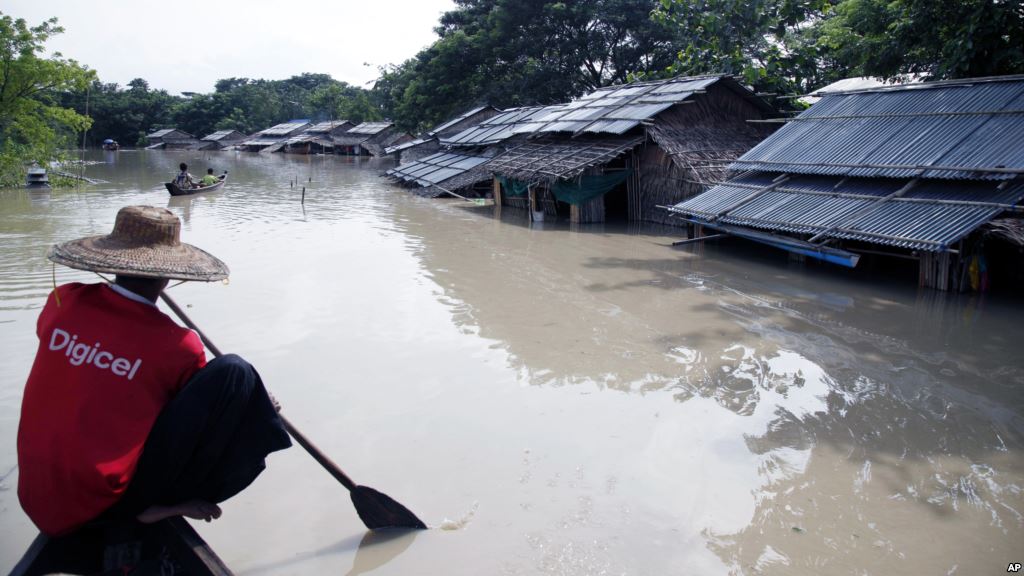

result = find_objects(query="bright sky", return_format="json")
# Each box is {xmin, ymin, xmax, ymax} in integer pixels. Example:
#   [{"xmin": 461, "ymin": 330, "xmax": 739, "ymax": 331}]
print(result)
[{"xmin": 3, "ymin": 0, "xmax": 455, "ymax": 95}]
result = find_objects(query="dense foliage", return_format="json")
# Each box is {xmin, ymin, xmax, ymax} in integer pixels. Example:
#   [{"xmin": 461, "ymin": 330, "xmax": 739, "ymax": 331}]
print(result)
[
  {"xmin": 651, "ymin": 0, "xmax": 1024, "ymax": 95},
  {"xmin": 379, "ymin": 0, "xmax": 1024, "ymax": 130},
  {"xmin": 4, "ymin": 1, "xmax": 1022, "ymax": 180},
  {"xmin": 377, "ymin": 0, "xmax": 687, "ymax": 132},
  {"xmin": 0, "ymin": 13, "xmax": 93, "ymax": 186},
  {"xmin": 60, "ymin": 73, "xmax": 382, "ymax": 147}
]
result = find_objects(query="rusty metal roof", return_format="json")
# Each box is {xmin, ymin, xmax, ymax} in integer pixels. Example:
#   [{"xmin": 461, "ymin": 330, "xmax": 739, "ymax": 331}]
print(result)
[{"xmin": 733, "ymin": 75, "xmax": 1024, "ymax": 180}]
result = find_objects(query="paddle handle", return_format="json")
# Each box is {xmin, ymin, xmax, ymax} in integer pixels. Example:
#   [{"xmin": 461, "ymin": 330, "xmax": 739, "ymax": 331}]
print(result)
[{"xmin": 159, "ymin": 292, "xmax": 358, "ymax": 492}]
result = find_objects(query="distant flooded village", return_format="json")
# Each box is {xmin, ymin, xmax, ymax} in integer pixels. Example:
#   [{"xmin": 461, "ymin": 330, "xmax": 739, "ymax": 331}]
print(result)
[
  {"xmin": 2, "ymin": 1, "xmax": 1023, "ymax": 575},
  {"xmin": 138, "ymin": 73, "xmax": 1024, "ymax": 294}
]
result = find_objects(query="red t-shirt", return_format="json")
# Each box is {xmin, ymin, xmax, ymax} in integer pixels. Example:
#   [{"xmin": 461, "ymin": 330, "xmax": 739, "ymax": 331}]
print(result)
[{"xmin": 17, "ymin": 283, "xmax": 206, "ymax": 535}]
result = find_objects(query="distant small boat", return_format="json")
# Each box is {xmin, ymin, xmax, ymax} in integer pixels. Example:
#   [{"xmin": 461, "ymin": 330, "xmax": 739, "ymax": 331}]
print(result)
[
  {"xmin": 9, "ymin": 517, "xmax": 233, "ymax": 575},
  {"xmin": 102, "ymin": 139, "xmax": 119, "ymax": 151},
  {"xmin": 166, "ymin": 172, "xmax": 227, "ymax": 196}
]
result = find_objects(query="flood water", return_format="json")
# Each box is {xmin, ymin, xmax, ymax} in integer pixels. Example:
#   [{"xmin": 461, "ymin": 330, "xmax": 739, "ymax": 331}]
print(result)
[{"xmin": 1, "ymin": 150, "xmax": 1022, "ymax": 575}]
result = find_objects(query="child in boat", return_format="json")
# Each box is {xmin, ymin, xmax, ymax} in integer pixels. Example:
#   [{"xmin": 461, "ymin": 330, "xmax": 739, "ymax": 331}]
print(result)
[
  {"xmin": 200, "ymin": 168, "xmax": 220, "ymax": 186},
  {"xmin": 16, "ymin": 206, "xmax": 292, "ymax": 536},
  {"xmin": 174, "ymin": 163, "xmax": 195, "ymax": 189}
]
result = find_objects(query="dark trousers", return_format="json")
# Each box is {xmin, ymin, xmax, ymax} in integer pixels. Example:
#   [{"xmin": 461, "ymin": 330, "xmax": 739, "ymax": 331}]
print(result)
[{"xmin": 98, "ymin": 354, "xmax": 292, "ymax": 522}]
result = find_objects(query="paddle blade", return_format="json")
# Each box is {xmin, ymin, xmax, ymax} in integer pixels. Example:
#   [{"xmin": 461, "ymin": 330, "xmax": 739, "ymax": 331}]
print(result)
[{"xmin": 350, "ymin": 485, "xmax": 427, "ymax": 530}]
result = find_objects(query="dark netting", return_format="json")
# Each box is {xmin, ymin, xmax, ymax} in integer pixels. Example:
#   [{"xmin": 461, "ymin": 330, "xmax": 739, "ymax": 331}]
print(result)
[
  {"xmin": 551, "ymin": 170, "xmax": 630, "ymax": 206},
  {"xmin": 497, "ymin": 175, "xmax": 530, "ymax": 197}
]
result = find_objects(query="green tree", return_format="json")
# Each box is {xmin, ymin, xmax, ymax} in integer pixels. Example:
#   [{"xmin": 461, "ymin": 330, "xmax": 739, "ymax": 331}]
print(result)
[
  {"xmin": 0, "ymin": 13, "xmax": 94, "ymax": 185},
  {"xmin": 653, "ymin": 0, "xmax": 1024, "ymax": 96},
  {"xmin": 817, "ymin": 0, "xmax": 1024, "ymax": 80},
  {"xmin": 376, "ymin": 0, "xmax": 686, "ymax": 132},
  {"xmin": 652, "ymin": 0, "xmax": 836, "ymax": 96}
]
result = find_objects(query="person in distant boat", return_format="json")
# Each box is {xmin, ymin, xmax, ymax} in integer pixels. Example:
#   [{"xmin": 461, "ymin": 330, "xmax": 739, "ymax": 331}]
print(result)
[
  {"xmin": 174, "ymin": 162, "xmax": 195, "ymax": 189},
  {"xmin": 200, "ymin": 168, "xmax": 220, "ymax": 187},
  {"xmin": 16, "ymin": 205, "xmax": 291, "ymax": 536}
]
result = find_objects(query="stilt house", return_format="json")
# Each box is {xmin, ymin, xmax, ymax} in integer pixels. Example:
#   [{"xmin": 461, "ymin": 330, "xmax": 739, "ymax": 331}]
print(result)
[
  {"xmin": 666, "ymin": 75, "xmax": 1024, "ymax": 291},
  {"xmin": 482, "ymin": 75, "xmax": 777, "ymax": 224}
]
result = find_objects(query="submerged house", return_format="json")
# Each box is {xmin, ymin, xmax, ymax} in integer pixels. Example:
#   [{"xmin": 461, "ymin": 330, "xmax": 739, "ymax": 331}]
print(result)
[
  {"xmin": 387, "ymin": 106, "xmax": 556, "ymax": 198},
  {"xmin": 333, "ymin": 122, "xmax": 412, "ymax": 156},
  {"xmin": 281, "ymin": 120, "xmax": 354, "ymax": 154},
  {"xmin": 145, "ymin": 129, "xmax": 196, "ymax": 150},
  {"xmin": 483, "ymin": 75, "xmax": 777, "ymax": 223},
  {"xmin": 195, "ymin": 130, "xmax": 247, "ymax": 150},
  {"xmin": 666, "ymin": 75, "xmax": 1024, "ymax": 291},
  {"xmin": 238, "ymin": 120, "xmax": 311, "ymax": 152},
  {"xmin": 385, "ymin": 105, "xmax": 501, "ymax": 164}
]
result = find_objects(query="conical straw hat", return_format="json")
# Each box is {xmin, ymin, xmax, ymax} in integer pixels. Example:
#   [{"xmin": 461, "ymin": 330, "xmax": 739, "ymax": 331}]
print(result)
[{"xmin": 48, "ymin": 206, "xmax": 229, "ymax": 281}]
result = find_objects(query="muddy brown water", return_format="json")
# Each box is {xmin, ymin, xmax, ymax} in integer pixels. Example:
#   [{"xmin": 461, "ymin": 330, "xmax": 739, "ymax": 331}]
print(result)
[{"xmin": 1, "ymin": 150, "xmax": 1022, "ymax": 574}]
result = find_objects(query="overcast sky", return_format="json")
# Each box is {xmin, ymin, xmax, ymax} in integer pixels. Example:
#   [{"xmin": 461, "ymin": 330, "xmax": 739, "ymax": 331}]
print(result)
[{"xmin": 4, "ymin": 0, "xmax": 455, "ymax": 95}]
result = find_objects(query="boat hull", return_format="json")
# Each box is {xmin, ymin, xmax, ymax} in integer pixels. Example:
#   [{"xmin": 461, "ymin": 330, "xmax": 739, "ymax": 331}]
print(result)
[
  {"xmin": 166, "ymin": 175, "xmax": 226, "ymax": 196},
  {"xmin": 9, "ymin": 517, "xmax": 232, "ymax": 575}
]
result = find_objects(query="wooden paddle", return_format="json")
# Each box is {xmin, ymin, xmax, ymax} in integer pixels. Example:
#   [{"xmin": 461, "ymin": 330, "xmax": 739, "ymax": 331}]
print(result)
[{"xmin": 159, "ymin": 292, "xmax": 427, "ymax": 531}]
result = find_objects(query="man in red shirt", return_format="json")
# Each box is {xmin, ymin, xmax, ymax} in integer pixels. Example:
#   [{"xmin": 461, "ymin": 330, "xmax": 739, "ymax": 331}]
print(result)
[{"xmin": 18, "ymin": 205, "xmax": 291, "ymax": 536}]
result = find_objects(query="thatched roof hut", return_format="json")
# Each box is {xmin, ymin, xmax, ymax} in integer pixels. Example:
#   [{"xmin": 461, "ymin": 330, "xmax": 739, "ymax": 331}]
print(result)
[{"xmin": 482, "ymin": 75, "xmax": 777, "ymax": 223}]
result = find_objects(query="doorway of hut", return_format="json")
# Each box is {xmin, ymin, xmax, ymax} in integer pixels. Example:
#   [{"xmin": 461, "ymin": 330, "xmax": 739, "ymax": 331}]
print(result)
[{"xmin": 602, "ymin": 181, "xmax": 629, "ymax": 223}]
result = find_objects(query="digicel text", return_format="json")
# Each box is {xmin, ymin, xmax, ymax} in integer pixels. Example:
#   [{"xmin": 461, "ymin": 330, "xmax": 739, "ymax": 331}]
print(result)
[{"xmin": 48, "ymin": 328, "xmax": 142, "ymax": 380}]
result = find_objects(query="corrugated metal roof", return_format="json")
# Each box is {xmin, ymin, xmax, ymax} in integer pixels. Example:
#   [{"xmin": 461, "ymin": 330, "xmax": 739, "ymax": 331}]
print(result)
[
  {"xmin": 260, "ymin": 121, "xmax": 311, "ymax": 136},
  {"xmin": 202, "ymin": 130, "xmax": 245, "ymax": 141},
  {"xmin": 512, "ymin": 75, "xmax": 768, "ymax": 136},
  {"xmin": 669, "ymin": 171, "xmax": 1024, "ymax": 251},
  {"xmin": 428, "ymin": 106, "xmax": 497, "ymax": 136},
  {"xmin": 147, "ymin": 128, "xmax": 190, "ymax": 138},
  {"xmin": 348, "ymin": 121, "xmax": 393, "ymax": 135},
  {"xmin": 240, "ymin": 138, "xmax": 280, "ymax": 147},
  {"xmin": 733, "ymin": 76, "xmax": 1024, "ymax": 180},
  {"xmin": 440, "ymin": 75, "xmax": 772, "ymax": 145},
  {"xmin": 385, "ymin": 137, "xmax": 432, "ymax": 155},
  {"xmin": 439, "ymin": 106, "xmax": 551, "ymax": 146},
  {"xmin": 306, "ymin": 121, "xmax": 352, "ymax": 133},
  {"xmin": 386, "ymin": 152, "xmax": 491, "ymax": 188}
]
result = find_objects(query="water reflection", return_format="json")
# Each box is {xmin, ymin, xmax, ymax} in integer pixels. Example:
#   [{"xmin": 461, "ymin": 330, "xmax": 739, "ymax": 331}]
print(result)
[
  {"xmin": 242, "ymin": 529, "xmax": 419, "ymax": 576},
  {"xmin": 391, "ymin": 197, "xmax": 1024, "ymax": 572},
  {"xmin": 0, "ymin": 152, "xmax": 1021, "ymax": 574}
]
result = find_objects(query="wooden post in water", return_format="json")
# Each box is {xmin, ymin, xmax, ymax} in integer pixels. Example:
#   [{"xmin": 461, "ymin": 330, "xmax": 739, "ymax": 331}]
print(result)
[
  {"xmin": 301, "ymin": 186, "xmax": 305, "ymax": 204},
  {"xmin": 492, "ymin": 177, "xmax": 502, "ymax": 206},
  {"xmin": 492, "ymin": 178, "xmax": 502, "ymax": 216}
]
